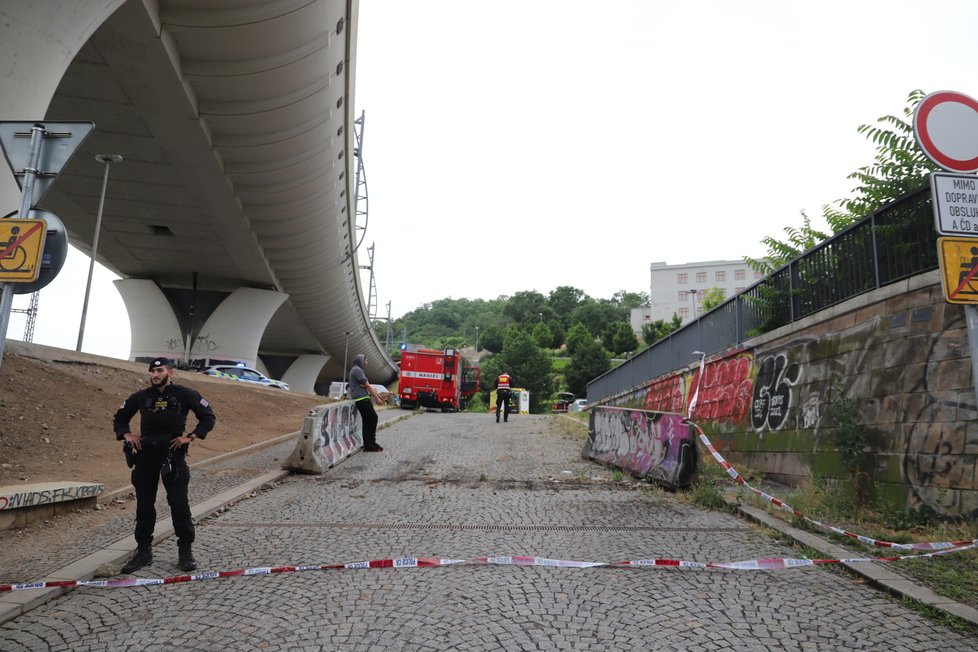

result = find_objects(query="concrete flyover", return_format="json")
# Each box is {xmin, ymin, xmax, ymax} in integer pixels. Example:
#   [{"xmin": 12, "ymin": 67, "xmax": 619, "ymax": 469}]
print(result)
[{"xmin": 0, "ymin": 0, "xmax": 396, "ymax": 394}]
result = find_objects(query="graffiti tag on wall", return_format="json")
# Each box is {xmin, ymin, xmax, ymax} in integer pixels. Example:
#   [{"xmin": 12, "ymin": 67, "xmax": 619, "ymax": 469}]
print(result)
[
  {"xmin": 643, "ymin": 350, "xmax": 755, "ymax": 425},
  {"xmin": 689, "ymin": 353, "xmax": 754, "ymax": 423},
  {"xmin": 583, "ymin": 407, "xmax": 695, "ymax": 487},
  {"xmin": 750, "ymin": 353, "xmax": 801, "ymax": 432},
  {"xmin": 0, "ymin": 483, "xmax": 103, "ymax": 511}
]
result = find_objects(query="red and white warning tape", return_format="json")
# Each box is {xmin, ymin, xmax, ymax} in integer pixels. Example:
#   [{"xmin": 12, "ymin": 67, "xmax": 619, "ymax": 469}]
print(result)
[
  {"xmin": 691, "ymin": 420, "xmax": 978, "ymax": 552},
  {"xmin": 683, "ymin": 351, "xmax": 978, "ymax": 553},
  {"xmin": 3, "ymin": 356, "xmax": 975, "ymax": 593},
  {"xmin": 4, "ymin": 542, "xmax": 978, "ymax": 593}
]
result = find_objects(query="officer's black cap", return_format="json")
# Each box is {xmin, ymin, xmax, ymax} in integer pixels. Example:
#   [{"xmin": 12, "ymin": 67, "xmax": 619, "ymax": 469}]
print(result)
[{"xmin": 148, "ymin": 357, "xmax": 174, "ymax": 371}]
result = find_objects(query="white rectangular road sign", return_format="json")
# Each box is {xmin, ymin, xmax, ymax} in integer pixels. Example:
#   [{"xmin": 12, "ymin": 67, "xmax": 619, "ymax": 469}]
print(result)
[{"xmin": 931, "ymin": 171, "xmax": 978, "ymax": 236}]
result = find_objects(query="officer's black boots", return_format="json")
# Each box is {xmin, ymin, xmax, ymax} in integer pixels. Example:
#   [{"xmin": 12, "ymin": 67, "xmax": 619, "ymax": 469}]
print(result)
[
  {"xmin": 178, "ymin": 542, "xmax": 198, "ymax": 572},
  {"xmin": 121, "ymin": 546, "xmax": 153, "ymax": 574}
]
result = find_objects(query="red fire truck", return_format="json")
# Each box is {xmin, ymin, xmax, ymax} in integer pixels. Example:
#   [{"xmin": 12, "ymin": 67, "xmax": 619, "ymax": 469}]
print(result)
[{"xmin": 398, "ymin": 347, "xmax": 481, "ymax": 412}]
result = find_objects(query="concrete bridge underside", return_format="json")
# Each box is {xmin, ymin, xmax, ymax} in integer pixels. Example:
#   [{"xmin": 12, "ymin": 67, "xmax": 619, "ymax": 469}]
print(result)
[{"xmin": 0, "ymin": 0, "xmax": 396, "ymax": 393}]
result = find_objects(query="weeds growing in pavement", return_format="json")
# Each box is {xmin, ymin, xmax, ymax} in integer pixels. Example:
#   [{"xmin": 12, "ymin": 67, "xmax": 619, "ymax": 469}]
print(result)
[{"xmin": 687, "ymin": 460, "xmax": 734, "ymax": 512}]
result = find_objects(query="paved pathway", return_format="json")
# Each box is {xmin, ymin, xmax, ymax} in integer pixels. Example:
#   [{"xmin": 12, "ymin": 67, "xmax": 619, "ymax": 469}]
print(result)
[{"xmin": 2, "ymin": 412, "xmax": 977, "ymax": 651}]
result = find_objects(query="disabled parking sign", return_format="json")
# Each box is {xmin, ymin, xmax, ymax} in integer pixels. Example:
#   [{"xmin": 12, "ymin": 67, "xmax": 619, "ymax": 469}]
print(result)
[{"xmin": 0, "ymin": 218, "xmax": 46, "ymax": 282}]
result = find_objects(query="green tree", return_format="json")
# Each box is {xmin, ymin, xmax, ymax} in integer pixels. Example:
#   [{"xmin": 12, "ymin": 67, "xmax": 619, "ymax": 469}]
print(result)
[
  {"xmin": 569, "ymin": 300, "xmax": 625, "ymax": 341},
  {"xmin": 605, "ymin": 321, "xmax": 638, "ymax": 356},
  {"xmin": 500, "ymin": 331, "xmax": 555, "ymax": 413},
  {"xmin": 548, "ymin": 286, "xmax": 588, "ymax": 327},
  {"xmin": 503, "ymin": 290, "xmax": 549, "ymax": 326},
  {"xmin": 564, "ymin": 339, "xmax": 610, "ymax": 396},
  {"xmin": 565, "ymin": 322, "xmax": 593, "ymax": 357},
  {"xmin": 641, "ymin": 314, "xmax": 682, "ymax": 345},
  {"xmin": 700, "ymin": 287, "xmax": 726, "ymax": 313},
  {"xmin": 479, "ymin": 325, "xmax": 504, "ymax": 353},
  {"xmin": 532, "ymin": 321, "xmax": 553, "ymax": 349},
  {"xmin": 610, "ymin": 290, "xmax": 649, "ymax": 310},
  {"xmin": 747, "ymin": 90, "xmax": 938, "ymax": 274}
]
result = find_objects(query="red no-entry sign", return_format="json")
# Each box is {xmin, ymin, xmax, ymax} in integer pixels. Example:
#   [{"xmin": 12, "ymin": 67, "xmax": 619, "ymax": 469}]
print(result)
[{"xmin": 913, "ymin": 91, "xmax": 978, "ymax": 173}]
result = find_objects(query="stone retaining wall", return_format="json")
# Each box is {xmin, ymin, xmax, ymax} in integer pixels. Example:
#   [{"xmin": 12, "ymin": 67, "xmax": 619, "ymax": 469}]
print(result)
[{"xmin": 606, "ymin": 270, "xmax": 978, "ymax": 518}]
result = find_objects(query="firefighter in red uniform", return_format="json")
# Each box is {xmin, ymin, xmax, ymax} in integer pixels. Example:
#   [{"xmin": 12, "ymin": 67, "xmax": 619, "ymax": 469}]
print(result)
[{"xmin": 495, "ymin": 372, "xmax": 512, "ymax": 423}]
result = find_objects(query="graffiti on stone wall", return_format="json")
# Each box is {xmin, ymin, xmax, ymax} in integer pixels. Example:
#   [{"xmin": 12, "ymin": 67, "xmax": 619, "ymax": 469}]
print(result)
[
  {"xmin": 644, "ymin": 374, "xmax": 685, "ymax": 414},
  {"xmin": 583, "ymin": 408, "xmax": 694, "ymax": 487},
  {"xmin": 750, "ymin": 353, "xmax": 801, "ymax": 432},
  {"xmin": 0, "ymin": 484, "xmax": 103, "ymax": 510},
  {"xmin": 643, "ymin": 350, "xmax": 755, "ymax": 425},
  {"xmin": 689, "ymin": 353, "xmax": 754, "ymax": 423}
]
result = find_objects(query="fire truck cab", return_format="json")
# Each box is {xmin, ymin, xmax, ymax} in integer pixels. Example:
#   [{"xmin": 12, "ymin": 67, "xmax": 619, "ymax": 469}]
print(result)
[{"xmin": 398, "ymin": 347, "xmax": 480, "ymax": 412}]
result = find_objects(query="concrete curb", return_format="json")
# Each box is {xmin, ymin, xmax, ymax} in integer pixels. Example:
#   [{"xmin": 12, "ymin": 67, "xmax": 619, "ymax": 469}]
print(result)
[
  {"xmin": 99, "ymin": 430, "xmax": 302, "ymax": 503},
  {"xmin": 732, "ymin": 501, "xmax": 978, "ymax": 627},
  {"xmin": 0, "ymin": 469, "xmax": 291, "ymax": 626},
  {"xmin": 0, "ymin": 409, "xmax": 414, "ymax": 625}
]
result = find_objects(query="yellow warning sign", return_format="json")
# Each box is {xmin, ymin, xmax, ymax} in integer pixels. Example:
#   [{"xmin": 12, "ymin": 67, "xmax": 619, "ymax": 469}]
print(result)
[
  {"xmin": 0, "ymin": 219, "xmax": 46, "ymax": 282},
  {"xmin": 938, "ymin": 236, "xmax": 978, "ymax": 304}
]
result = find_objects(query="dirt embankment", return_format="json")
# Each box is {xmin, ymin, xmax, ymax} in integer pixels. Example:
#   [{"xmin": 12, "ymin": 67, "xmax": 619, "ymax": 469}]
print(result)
[{"xmin": 0, "ymin": 341, "xmax": 327, "ymax": 493}]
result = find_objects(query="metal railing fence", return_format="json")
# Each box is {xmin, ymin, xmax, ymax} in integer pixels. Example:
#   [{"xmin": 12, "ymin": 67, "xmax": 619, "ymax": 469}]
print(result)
[{"xmin": 588, "ymin": 186, "xmax": 937, "ymax": 403}]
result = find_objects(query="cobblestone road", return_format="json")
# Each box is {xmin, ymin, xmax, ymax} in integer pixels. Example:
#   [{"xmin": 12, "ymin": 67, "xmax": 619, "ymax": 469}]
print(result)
[{"xmin": 2, "ymin": 412, "xmax": 976, "ymax": 651}]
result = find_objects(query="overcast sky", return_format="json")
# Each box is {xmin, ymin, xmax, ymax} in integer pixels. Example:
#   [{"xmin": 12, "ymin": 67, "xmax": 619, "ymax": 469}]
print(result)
[{"xmin": 8, "ymin": 0, "xmax": 978, "ymax": 360}]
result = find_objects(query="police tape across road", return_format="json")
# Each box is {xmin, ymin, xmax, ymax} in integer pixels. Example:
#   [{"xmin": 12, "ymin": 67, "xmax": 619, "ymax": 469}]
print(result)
[
  {"xmin": 5, "ymin": 541, "xmax": 978, "ymax": 593},
  {"xmin": 4, "ymin": 357, "xmax": 976, "ymax": 593}
]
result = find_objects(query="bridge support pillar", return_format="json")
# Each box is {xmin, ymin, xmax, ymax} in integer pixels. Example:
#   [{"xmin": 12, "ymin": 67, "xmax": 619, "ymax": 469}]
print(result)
[
  {"xmin": 114, "ymin": 279, "xmax": 186, "ymax": 363},
  {"xmin": 114, "ymin": 280, "xmax": 288, "ymax": 368},
  {"xmin": 188, "ymin": 287, "xmax": 288, "ymax": 368},
  {"xmin": 281, "ymin": 354, "xmax": 330, "ymax": 395}
]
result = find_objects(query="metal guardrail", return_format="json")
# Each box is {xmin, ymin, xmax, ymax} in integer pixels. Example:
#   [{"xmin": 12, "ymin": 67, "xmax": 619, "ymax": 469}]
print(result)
[{"xmin": 588, "ymin": 186, "xmax": 937, "ymax": 403}]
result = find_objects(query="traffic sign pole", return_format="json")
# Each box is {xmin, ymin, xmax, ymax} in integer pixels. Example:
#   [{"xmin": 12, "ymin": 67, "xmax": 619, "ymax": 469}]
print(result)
[
  {"xmin": 0, "ymin": 124, "xmax": 46, "ymax": 368},
  {"xmin": 0, "ymin": 121, "xmax": 93, "ymax": 369}
]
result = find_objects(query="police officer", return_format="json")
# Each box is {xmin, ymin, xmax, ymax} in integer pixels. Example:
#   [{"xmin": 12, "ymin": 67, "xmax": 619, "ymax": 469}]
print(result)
[
  {"xmin": 113, "ymin": 357, "xmax": 216, "ymax": 573},
  {"xmin": 495, "ymin": 371, "xmax": 512, "ymax": 423}
]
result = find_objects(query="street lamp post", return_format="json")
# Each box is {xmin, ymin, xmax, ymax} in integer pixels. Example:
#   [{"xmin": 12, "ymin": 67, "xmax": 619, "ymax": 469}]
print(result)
[
  {"xmin": 690, "ymin": 288, "xmax": 698, "ymax": 322},
  {"xmin": 475, "ymin": 326, "xmax": 480, "ymax": 351},
  {"xmin": 77, "ymin": 154, "xmax": 122, "ymax": 352}
]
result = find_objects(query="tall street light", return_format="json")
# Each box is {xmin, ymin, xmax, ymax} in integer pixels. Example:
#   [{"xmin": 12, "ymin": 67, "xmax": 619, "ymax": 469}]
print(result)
[
  {"xmin": 690, "ymin": 288, "xmax": 698, "ymax": 322},
  {"xmin": 475, "ymin": 326, "xmax": 480, "ymax": 352},
  {"xmin": 77, "ymin": 154, "xmax": 122, "ymax": 352}
]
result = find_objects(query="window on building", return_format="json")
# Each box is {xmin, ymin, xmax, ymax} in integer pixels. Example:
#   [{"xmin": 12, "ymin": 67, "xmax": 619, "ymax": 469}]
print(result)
[
  {"xmin": 679, "ymin": 307, "xmax": 689, "ymax": 318},
  {"xmin": 678, "ymin": 291, "xmax": 688, "ymax": 302},
  {"xmin": 677, "ymin": 273, "xmax": 688, "ymax": 284},
  {"xmin": 696, "ymin": 272, "xmax": 707, "ymax": 282},
  {"xmin": 735, "ymin": 269, "xmax": 746, "ymax": 280},
  {"xmin": 715, "ymin": 271, "xmax": 726, "ymax": 282}
]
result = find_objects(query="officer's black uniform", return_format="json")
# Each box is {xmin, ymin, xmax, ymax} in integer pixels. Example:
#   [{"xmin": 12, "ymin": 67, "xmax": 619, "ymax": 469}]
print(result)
[{"xmin": 113, "ymin": 358, "xmax": 216, "ymax": 573}]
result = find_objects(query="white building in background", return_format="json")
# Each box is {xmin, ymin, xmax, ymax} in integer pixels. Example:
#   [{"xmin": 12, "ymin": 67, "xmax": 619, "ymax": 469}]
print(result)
[{"xmin": 630, "ymin": 260, "xmax": 768, "ymax": 335}]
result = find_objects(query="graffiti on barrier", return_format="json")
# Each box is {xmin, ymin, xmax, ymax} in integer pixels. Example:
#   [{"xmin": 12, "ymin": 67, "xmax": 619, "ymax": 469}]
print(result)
[
  {"xmin": 583, "ymin": 408, "xmax": 695, "ymax": 487},
  {"xmin": 284, "ymin": 401, "xmax": 361, "ymax": 473},
  {"xmin": 0, "ymin": 484, "xmax": 103, "ymax": 511},
  {"xmin": 751, "ymin": 353, "xmax": 800, "ymax": 432}
]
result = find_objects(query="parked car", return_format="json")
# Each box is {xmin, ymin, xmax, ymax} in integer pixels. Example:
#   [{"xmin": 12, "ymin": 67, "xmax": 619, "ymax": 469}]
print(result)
[
  {"xmin": 571, "ymin": 398, "xmax": 588, "ymax": 411},
  {"xmin": 197, "ymin": 365, "xmax": 290, "ymax": 391},
  {"xmin": 552, "ymin": 392, "xmax": 576, "ymax": 412}
]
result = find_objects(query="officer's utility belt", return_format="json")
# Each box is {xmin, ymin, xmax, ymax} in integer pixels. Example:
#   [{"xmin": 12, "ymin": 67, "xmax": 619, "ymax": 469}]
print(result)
[{"xmin": 141, "ymin": 434, "xmax": 181, "ymax": 449}]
